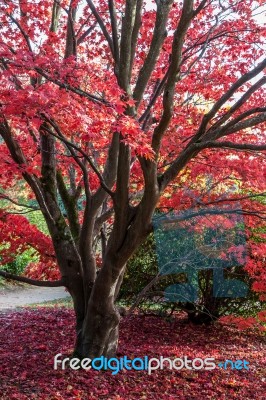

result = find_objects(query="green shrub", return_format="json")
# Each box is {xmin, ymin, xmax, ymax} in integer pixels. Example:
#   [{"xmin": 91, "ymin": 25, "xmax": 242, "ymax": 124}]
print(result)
[
  {"xmin": 1, "ymin": 249, "xmax": 38, "ymax": 276},
  {"xmin": 120, "ymin": 233, "xmax": 261, "ymax": 324},
  {"xmin": 26, "ymin": 209, "xmax": 49, "ymax": 234},
  {"xmin": 119, "ymin": 234, "xmax": 158, "ymax": 300}
]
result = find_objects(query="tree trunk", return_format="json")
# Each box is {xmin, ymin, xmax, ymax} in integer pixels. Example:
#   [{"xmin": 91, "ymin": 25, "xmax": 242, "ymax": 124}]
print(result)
[
  {"xmin": 67, "ymin": 270, "xmax": 86, "ymax": 357},
  {"xmin": 80, "ymin": 303, "xmax": 120, "ymax": 358},
  {"xmin": 72, "ymin": 257, "xmax": 124, "ymax": 358}
]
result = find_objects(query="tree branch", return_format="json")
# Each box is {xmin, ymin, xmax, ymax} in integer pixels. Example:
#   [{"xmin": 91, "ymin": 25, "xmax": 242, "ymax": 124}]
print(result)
[
  {"xmin": 6, "ymin": 12, "xmax": 32, "ymax": 52},
  {"xmin": 50, "ymin": 0, "xmax": 61, "ymax": 32},
  {"xmin": 197, "ymin": 141, "xmax": 266, "ymax": 152},
  {"xmin": 65, "ymin": 0, "xmax": 77, "ymax": 58},
  {"xmin": 0, "ymin": 270, "xmax": 65, "ymax": 287},
  {"xmin": 197, "ymin": 192, "xmax": 266, "ymax": 207},
  {"xmin": 42, "ymin": 118, "xmax": 91, "ymax": 201},
  {"xmin": 152, "ymin": 0, "xmax": 194, "ymax": 155},
  {"xmin": 159, "ymin": 145, "xmax": 199, "ymax": 192},
  {"xmin": 0, "ymin": 194, "xmax": 39, "ymax": 210},
  {"xmin": 0, "ymin": 119, "xmax": 55, "ymax": 224},
  {"xmin": 193, "ymin": 0, "xmax": 212, "ymax": 16},
  {"xmin": 119, "ymin": 0, "xmax": 138, "ymax": 90},
  {"xmin": 86, "ymin": 0, "xmax": 114, "ymax": 58},
  {"xmin": 204, "ymin": 76, "xmax": 266, "ymax": 138},
  {"xmin": 207, "ymin": 111, "xmax": 266, "ymax": 141},
  {"xmin": 133, "ymin": 0, "xmax": 173, "ymax": 106},
  {"xmin": 91, "ymin": 131, "xmax": 119, "ymax": 211},
  {"xmin": 192, "ymin": 58, "xmax": 266, "ymax": 142},
  {"xmin": 41, "ymin": 118, "xmax": 113, "ymax": 197},
  {"xmin": 77, "ymin": 21, "xmax": 97, "ymax": 45},
  {"xmin": 129, "ymin": 0, "xmax": 143, "ymax": 78},
  {"xmin": 108, "ymin": 0, "xmax": 120, "ymax": 66},
  {"xmin": 56, "ymin": 169, "xmax": 80, "ymax": 242},
  {"xmin": 94, "ymin": 208, "xmax": 114, "ymax": 234},
  {"xmin": 33, "ymin": 66, "xmax": 109, "ymax": 105},
  {"xmin": 139, "ymin": 71, "xmax": 169, "ymax": 125}
]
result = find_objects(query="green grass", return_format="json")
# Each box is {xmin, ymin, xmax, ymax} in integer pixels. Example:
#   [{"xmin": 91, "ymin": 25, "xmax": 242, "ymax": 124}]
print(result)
[
  {"xmin": 0, "ymin": 278, "xmax": 25, "ymax": 289},
  {"xmin": 24, "ymin": 297, "xmax": 73, "ymax": 309}
]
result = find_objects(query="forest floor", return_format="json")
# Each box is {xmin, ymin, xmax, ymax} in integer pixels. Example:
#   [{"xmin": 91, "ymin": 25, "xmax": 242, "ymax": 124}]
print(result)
[{"xmin": 0, "ymin": 306, "xmax": 265, "ymax": 399}]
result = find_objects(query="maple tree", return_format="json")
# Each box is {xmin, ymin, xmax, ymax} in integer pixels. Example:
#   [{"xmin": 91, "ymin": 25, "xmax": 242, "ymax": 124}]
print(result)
[{"xmin": 0, "ymin": 0, "xmax": 265, "ymax": 358}]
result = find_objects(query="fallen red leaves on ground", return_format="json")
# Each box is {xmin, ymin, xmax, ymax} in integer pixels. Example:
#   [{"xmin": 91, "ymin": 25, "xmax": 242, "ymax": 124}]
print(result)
[{"xmin": 0, "ymin": 309, "xmax": 265, "ymax": 400}]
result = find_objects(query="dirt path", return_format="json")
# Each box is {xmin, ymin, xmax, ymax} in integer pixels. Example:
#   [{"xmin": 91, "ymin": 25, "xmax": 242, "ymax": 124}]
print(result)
[{"xmin": 0, "ymin": 285, "xmax": 70, "ymax": 311}]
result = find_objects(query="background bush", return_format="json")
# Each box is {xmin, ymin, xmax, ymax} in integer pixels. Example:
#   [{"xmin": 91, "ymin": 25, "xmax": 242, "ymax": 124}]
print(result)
[{"xmin": 120, "ymin": 233, "xmax": 262, "ymax": 323}]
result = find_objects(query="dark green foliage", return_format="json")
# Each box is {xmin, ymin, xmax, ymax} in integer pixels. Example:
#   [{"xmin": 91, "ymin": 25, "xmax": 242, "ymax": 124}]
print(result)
[
  {"xmin": 120, "ymin": 232, "xmax": 261, "ymax": 324},
  {"xmin": 119, "ymin": 234, "xmax": 158, "ymax": 300}
]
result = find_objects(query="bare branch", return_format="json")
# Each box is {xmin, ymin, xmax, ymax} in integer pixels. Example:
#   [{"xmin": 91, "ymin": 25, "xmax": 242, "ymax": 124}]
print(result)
[
  {"xmin": 129, "ymin": 0, "xmax": 143, "ymax": 77},
  {"xmin": 0, "ymin": 270, "xmax": 65, "ymax": 287},
  {"xmin": 50, "ymin": 0, "xmax": 61, "ymax": 32},
  {"xmin": 43, "ymin": 119, "xmax": 91, "ymax": 200},
  {"xmin": 193, "ymin": 0, "xmax": 212, "ymax": 16},
  {"xmin": 41, "ymin": 118, "xmax": 114, "ymax": 197},
  {"xmin": 33, "ymin": 66, "xmax": 109, "ymax": 105},
  {"xmin": 0, "ymin": 194, "xmax": 39, "ymax": 210},
  {"xmin": 133, "ymin": 0, "xmax": 173, "ymax": 106},
  {"xmin": 197, "ymin": 141, "xmax": 266, "ymax": 152},
  {"xmin": 129, "ymin": 272, "xmax": 161, "ymax": 313},
  {"xmin": 204, "ymin": 76, "xmax": 266, "ymax": 138},
  {"xmin": 77, "ymin": 21, "xmax": 97, "ymax": 45},
  {"xmin": 139, "ymin": 71, "xmax": 169, "ymax": 125},
  {"xmin": 108, "ymin": 0, "xmax": 120, "ymax": 65},
  {"xmin": 94, "ymin": 208, "xmax": 114, "ymax": 235},
  {"xmin": 207, "ymin": 111, "xmax": 266, "ymax": 141},
  {"xmin": 152, "ymin": 0, "xmax": 194, "ymax": 155},
  {"xmin": 0, "ymin": 119, "xmax": 55, "ymax": 224},
  {"xmin": 65, "ymin": 0, "xmax": 77, "ymax": 58},
  {"xmin": 119, "ymin": 0, "xmax": 138, "ymax": 90}
]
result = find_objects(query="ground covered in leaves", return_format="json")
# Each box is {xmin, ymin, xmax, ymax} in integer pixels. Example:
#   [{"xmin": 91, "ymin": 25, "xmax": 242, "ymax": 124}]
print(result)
[{"xmin": 0, "ymin": 308, "xmax": 265, "ymax": 399}]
